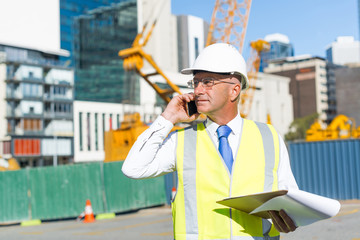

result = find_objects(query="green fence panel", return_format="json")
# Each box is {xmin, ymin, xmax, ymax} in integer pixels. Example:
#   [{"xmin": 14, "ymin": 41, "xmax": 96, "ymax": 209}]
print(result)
[
  {"xmin": 104, "ymin": 162, "xmax": 167, "ymax": 213},
  {"xmin": 0, "ymin": 161, "xmax": 168, "ymax": 223},
  {"xmin": 0, "ymin": 170, "xmax": 28, "ymax": 222},
  {"xmin": 29, "ymin": 163, "xmax": 104, "ymax": 220}
]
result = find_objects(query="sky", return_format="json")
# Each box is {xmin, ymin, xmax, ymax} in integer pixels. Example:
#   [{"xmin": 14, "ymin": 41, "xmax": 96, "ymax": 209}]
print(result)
[{"xmin": 171, "ymin": 0, "xmax": 358, "ymax": 59}]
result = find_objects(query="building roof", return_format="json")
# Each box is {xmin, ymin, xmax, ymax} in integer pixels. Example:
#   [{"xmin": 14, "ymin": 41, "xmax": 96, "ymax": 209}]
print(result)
[
  {"xmin": 264, "ymin": 33, "xmax": 290, "ymax": 44},
  {"xmin": 0, "ymin": 41, "xmax": 69, "ymax": 57},
  {"xmin": 267, "ymin": 54, "xmax": 325, "ymax": 64}
]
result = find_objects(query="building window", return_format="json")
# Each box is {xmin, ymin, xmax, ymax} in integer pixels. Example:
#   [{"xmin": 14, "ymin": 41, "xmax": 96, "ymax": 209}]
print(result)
[
  {"xmin": 95, "ymin": 113, "xmax": 98, "ymax": 150},
  {"xmin": 23, "ymin": 119, "xmax": 41, "ymax": 131},
  {"xmin": 117, "ymin": 114, "xmax": 120, "ymax": 129},
  {"xmin": 102, "ymin": 113, "xmax": 106, "ymax": 150},
  {"xmin": 79, "ymin": 112, "xmax": 83, "ymax": 151},
  {"xmin": 3, "ymin": 141, "xmax": 11, "ymax": 155},
  {"xmin": 87, "ymin": 112, "xmax": 91, "ymax": 151},
  {"xmin": 109, "ymin": 113, "xmax": 113, "ymax": 130},
  {"xmin": 194, "ymin": 37, "xmax": 199, "ymax": 58}
]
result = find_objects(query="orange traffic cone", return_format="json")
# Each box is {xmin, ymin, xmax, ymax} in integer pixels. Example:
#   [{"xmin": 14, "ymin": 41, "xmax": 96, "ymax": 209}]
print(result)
[
  {"xmin": 83, "ymin": 199, "xmax": 95, "ymax": 223},
  {"xmin": 171, "ymin": 187, "xmax": 177, "ymax": 200}
]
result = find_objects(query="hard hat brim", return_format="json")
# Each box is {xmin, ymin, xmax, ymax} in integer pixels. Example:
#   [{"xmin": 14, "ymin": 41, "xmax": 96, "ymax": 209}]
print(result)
[{"xmin": 181, "ymin": 68, "xmax": 249, "ymax": 91}]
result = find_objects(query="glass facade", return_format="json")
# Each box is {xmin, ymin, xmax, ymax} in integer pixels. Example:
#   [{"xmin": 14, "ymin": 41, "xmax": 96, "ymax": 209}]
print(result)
[
  {"xmin": 73, "ymin": 1, "xmax": 139, "ymax": 104},
  {"xmin": 260, "ymin": 41, "xmax": 294, "ymax": 72},
  {"xmin": 60, "ymin": 0, "xmax": 125, "ymax": 65},
  {"xmin": 326, "ymin": 47, "xmax": 333, "ymax": 63}
]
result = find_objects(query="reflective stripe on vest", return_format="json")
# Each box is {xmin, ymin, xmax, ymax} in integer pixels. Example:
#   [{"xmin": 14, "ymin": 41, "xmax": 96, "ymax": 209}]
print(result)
[{"xmin": 173, "ymin": 119, "xmax": 280, "ymax": 240}]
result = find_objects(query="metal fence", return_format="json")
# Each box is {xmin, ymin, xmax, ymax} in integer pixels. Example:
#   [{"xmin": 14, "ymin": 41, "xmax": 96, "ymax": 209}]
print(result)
[
  {"xmin": 0, "ymin": 161, "xmax": 166, "ymax": 223},
  {"xmin": 288, "ymin": 139, "xmax": 360, "ymax": 200},
  {"xmin": 2, "ymin": 139, "xmax": 359, "ymax": 223}
]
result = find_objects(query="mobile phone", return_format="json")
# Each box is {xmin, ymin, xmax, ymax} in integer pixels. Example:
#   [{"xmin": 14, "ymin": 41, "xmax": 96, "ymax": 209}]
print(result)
[{"xmin": 187, "ymin": 101, "xmax": 198, "ymax": 116}]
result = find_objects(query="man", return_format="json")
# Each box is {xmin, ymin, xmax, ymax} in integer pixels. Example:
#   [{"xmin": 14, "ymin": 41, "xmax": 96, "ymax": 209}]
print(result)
[{"xmin": 122, "ymin": 43, "xmax": 298, "ymax": 239}]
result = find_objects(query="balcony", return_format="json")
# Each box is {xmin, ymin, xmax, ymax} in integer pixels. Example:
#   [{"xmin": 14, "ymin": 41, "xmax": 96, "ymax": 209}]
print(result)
[
  {"xmin": 8, "ymin": 128, "xmax": 44, "ymax": 136},
  {"xmin": 43, "ymin": 93, "xmax": 73, "ymax": 102},
  {"xmin": 6, "ymin": 108, "xmax": 23, "ymax": 118},
  {"xmin": 6, "ymin": 76, "xmax": 44, "ymax": 84},
  {"xmin": 10, "ymin": 127, "xmax": 24, "ymax": 135},
  {"xmin": 22, "ymin": 95, "xmax": 43, "ymax": 101},
  {"xmin": 22, "ymin": 112, "xmax": 43, "ymax": 118},
  {"xmin": 327, "ymin": 105, "xmax": 337, "ymax": 111},
  {"xmin": 6, "ymin": 91, "xmax": 23, "ymax": 100},
  {"xmin": 45, "ymin": 78, "xmax": 73, "ymax": 86},
  {"xmin": 22, "ymin": 76, "xmax": 43, "ymax": 83},
  {"xmin": 327, "ymin": 95, "xmax": 337, "ymax": 101},
  {"xmin": 44, "ymin": 111, "xmax": 73, "ymax": 119},
  {"xmin": 23, "ymin": 130, "xmax": 45, "ymax": 136}
]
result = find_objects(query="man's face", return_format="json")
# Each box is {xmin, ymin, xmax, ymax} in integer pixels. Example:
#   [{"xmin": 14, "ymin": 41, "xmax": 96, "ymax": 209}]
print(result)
[{"xmin": 193, "ymin": 72, "xmax": 240, "ymax": 117}]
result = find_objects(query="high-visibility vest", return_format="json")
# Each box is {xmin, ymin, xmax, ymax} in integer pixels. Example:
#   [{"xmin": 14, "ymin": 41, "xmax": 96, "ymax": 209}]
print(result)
[{"xmin": 172, "ymin": 119, "xmax": 281, "ymax": 240}]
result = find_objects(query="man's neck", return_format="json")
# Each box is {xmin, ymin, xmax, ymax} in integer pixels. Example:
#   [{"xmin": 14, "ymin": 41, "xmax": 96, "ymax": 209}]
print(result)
[{"xmin": 207, "ymin": 111, "xmax": 238, "ymax": 125}]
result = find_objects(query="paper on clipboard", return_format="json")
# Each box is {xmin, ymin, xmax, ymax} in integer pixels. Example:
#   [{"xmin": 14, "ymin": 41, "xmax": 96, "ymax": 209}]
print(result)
[{"xmin": 217, "ymin": 189, "xmax": 341, "ymax": 227}]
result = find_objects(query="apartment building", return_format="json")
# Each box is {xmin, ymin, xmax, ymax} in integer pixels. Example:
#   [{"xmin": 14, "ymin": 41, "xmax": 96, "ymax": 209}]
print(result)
[{"xmin": 0, "ymin": 44, "xmax": 74, "ymax": 167}]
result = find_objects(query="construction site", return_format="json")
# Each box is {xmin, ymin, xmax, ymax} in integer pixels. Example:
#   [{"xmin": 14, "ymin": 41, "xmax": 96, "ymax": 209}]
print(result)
[{"xmin": 0, "ymin": 0, "xmax": 360, "ymax": 239}]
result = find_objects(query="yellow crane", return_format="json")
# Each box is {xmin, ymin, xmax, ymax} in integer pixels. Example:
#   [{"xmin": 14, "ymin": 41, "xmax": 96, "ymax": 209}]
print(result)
[
  {"xmin": 119, "ymin": 21, "xmax": 182, "ymax": 104},
  {"xmin": 240, "ymin": 39, "xmax": 270, "ymax": 118},
  {"xmin": 206, "ymin": 0, "xmax": 252, "ymax": 53}
]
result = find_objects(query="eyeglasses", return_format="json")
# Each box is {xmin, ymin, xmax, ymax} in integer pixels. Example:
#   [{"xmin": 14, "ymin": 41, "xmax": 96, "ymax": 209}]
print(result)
[{"xmin": 187, "ymin": 77, "xmax": 236, "ymax": 89}]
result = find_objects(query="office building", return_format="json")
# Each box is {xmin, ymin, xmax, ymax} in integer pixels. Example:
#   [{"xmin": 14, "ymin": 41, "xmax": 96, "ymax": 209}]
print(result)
[
  {"xmin": 335, "ymin": 66, "xmax": 360, "ymax": 125},
  {"xmin": 246, "ymin": 73, "xmax": 293, "ymax": 137},
  {"xmin": 265, "ymin": 56, "xmax": 334, "ymax": 123},
  {"xmin": 326, "ymin": 36, "xmax": 360, "ymax": 65},
  {"xmin": 259, "ymin": 33, "xmax": 294, "ymax": 72},
  {"xmin": 177, "ymin": 15, "xmax": 209, "ymax": 71},
  {"xmin": 325, "ymin": 62, "xmax": 342, "ymax": 121},
  {"xmin": 0, "ymin": 44, "xmax": 74, "ymax": 167},
  {"xmin": 73, "ymin": 1, "xmax": 139, "ymax": 103},
  {"xmin": 60, "ymin": 0, "xmax": 126, "ymax": 64}
]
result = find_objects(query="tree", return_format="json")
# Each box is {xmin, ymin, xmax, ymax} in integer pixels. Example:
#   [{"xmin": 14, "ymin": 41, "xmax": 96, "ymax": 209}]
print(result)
[{"xmin": 285, "ymin": 113, "xmax": 319, "ymax": 141}]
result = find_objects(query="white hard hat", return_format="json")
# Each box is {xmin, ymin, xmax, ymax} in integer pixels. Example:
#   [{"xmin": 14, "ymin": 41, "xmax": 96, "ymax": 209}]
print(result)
[{"xmin": 181, "ymin": 43, "xmax": 249, "ymax": 90}]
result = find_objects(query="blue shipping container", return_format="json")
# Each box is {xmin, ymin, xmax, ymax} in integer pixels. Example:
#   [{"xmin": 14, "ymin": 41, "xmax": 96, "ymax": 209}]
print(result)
[{"xmin": 288, "ymin": 139, "xmax": 360, "ymax": 200}]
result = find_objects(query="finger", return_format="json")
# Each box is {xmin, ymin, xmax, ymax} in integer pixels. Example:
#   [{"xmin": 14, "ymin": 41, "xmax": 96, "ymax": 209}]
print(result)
[
  {"xmin": 279, "ymin": 209, "xmax": 297, "ymax": 232},
  {"xmin": 189, "ymin": 112, "xmax": 201, "ymax": 121},
  {"xmin": 268, "ymin": 210, "xmax": 288, "ymax": 233},
  {"xmin": 188, "ymin": 92, "xmax": 195, "ymax": 101},
  {"xmin": 182, "ymin": 93, "xmax": 195, "ymax": 102}
]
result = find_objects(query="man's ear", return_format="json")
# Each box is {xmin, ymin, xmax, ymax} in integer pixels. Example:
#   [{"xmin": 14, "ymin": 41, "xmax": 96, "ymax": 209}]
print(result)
[{"xmin": 231, "ymin": 83, "xmax": 242, "ymax": 102}]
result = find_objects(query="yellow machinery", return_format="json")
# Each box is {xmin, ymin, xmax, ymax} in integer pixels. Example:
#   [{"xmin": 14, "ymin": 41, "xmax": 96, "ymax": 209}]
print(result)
[
  {"xmin": 104, "ymin": 113, "xmax": 182, "ymax": 162},
  {"xmin": 306, "ymin": 115, "xmax": 360, "ymax": 141},
  {"xmin": 0, "ymin": 157, "xmax": 20, "ymax": 171},
  {"xmin": 104, "ymin": 113, "xmax": 148, "ymax": 162}
]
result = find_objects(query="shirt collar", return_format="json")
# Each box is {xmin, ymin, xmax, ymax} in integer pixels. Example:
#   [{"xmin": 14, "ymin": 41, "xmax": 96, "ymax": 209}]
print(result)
[{"xmin": 204, "ymin": 114, "xmax": 243, "ymax": 138}]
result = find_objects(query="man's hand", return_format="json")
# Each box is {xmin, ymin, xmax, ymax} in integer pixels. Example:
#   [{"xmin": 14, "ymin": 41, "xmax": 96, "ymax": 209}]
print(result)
[
  {"xmin": 268, "ymin": 209, "xmax": 297, "ymax": 233},
  {"xmin": 161, "ymin": 93, "xmax": 200, "ymax": 125}
]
